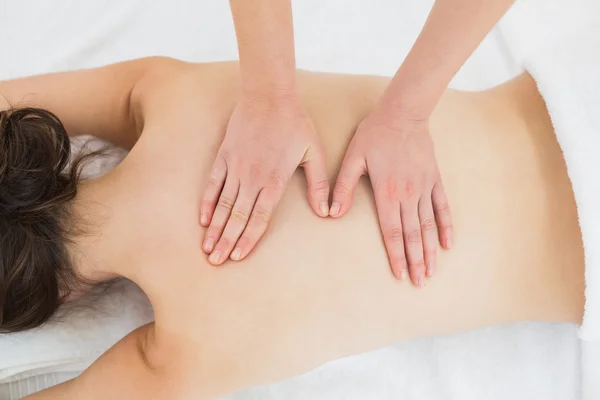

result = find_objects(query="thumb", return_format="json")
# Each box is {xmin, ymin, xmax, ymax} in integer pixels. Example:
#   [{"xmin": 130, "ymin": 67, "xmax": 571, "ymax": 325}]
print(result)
[
  {"xmin": 302, "ymin": 146, "xmax": 331, "ymax": 217},
  {"xmin": 331, "ymin": 152, "xmax": 364, "ymax": 218}
]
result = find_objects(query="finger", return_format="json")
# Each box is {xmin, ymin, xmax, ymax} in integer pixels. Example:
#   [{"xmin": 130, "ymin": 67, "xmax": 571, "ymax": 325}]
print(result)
[
  {"xmin": 400, "ymin": 200, "xmax": 426, "ymax": 288},
  {"xmin": 200, "ymin": 156, "xmax": 227, "ymax": 226},
  {"xmin": 209, "ymin": 187, "xmax": 258, "ymax": 265},
  {"xmin": 231, "ymin": 188, "xmax": 282, "ymax": 261},
  {"xmin": 373, "ymin": 189, "xmax": 407, "ymax": 280},
  {"xmin": 302, "ymin": 147, "xmax": 330, "ymax": 217},
  {"xmin": 432, "ymin": 180, "xmax": 454, "ymax": 249},
  {"xmin": 418, "ymin": 194, "xmax": 438, "ymax": 277},
  {"xmin": 331, "ymin": 153, "xmax": 364, "ymax": 218},
  {"xmin": 203, "ymin": 178, "xmax": 239, "ymax": 256}
]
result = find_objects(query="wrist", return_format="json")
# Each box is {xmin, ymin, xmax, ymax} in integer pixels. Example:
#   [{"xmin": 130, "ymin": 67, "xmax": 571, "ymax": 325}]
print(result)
[
  {"xmin": 369, "ymin": 101, "xmax": 429, "ymax": 133},
  {"xmin": 240, "ymin": 85, "xmax": 301, "ymax": 110},
  {"xmin": 377, "ymin": 88, "xmax": 433, "ymax": 121},
  {"xmin": 380, "ymin": 65, "xmax": 446, "ymax": 122},
  {"xmin": 239, "ymin": 61, "xmax": 297, "ymax": 99},
  {"xmin": 240, "ymin": 71, "xmax": 296, "ymax": 91}
]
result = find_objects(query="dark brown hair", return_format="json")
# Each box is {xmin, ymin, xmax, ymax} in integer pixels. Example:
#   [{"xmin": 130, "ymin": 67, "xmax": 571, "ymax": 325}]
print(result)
[{"xmin": 0, "ymin": 107, "xmax": 95, "ymax": 333}]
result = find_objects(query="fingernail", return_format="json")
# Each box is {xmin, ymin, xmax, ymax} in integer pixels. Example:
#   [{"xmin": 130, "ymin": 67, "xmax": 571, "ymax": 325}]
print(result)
[
  {"xmin": 426, "ymin": 264, "xmax": 434, "ymax": 276},
  {"xmin": 204, "ymin": 238, "xmax": 215, "ymax": 253},
  {"xmin": 417, "ymin": 276, "xmax": 425, "ymax": 288},
  {"xmin": 231, "ymin": 247, "xmax": 242, "ymax": 261},
  {"xmin": 209, "ymin": 251, "xmax": 221, "ymax": 265},
  {"xmin": 200, "ymin": 213, "xmax": 209, "ymax": 226},
  {"xmin": 400, "ymin": 269, "xmax": 408, "ymax": 281},
  {"xmin": 319, "ymin": 201, "xmax": 329, "ymax": 217},
  {"xmin": 330, "ymin": 202, "xmax": 340, "ymax": 217},
  {"xmin": 445, "ymin": 237, "xmax": 453, "ymax": 249}
]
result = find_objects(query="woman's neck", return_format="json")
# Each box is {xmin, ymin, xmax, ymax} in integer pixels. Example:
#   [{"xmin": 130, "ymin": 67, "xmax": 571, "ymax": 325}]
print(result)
[{"xmin": 69, "ymin": 178, "xmax": 121, "ymax": 284}]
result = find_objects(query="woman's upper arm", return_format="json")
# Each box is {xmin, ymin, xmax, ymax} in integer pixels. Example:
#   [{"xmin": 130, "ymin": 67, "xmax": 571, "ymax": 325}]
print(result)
[
  {"xmin": 0, "ymin": 57, "xmax": 184, "ymax": 149},
  {"xmin": 24, "ymin": 324, "xmax": 174, "ymax": 400},
  {"xmin": 24, "ymin": 321, "xmax": 230, "ymax": 399}
]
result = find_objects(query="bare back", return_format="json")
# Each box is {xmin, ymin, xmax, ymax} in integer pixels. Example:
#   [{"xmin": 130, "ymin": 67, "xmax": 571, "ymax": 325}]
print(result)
[{"xmin": 77, "ymin": 63, "xmax": 584, "ymax": 396}]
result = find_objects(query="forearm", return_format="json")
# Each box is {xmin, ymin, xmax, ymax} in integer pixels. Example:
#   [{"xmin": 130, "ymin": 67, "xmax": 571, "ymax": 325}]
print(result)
[
  {"xmin": 229, "ymin": 0, "xmax": 297, "ymax": 95},
  {"xmin": 380, "ymin": 0, "xmax": 515, "ymax": 118}
]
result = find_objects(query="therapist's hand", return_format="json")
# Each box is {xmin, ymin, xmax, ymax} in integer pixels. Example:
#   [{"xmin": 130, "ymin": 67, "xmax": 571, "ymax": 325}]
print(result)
[
  {"xmin": 201, "ymin": 92, "xmax": 329, "ymax": 265},
  {"xmin": 331, "ymin": 108, "xmax": 453, "ymax": 286}
]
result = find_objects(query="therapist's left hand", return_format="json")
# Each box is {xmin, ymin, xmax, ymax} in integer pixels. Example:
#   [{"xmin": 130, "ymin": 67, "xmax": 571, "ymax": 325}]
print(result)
[{"xmin": 330, "ymin": 107, "xmax": 453, "ymax": 287}]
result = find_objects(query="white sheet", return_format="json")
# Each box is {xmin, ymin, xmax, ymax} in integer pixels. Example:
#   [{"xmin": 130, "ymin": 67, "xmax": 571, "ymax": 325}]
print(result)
[{"xmin": 0, "ymin": 1, "xmax": 582, "ymax": 399}]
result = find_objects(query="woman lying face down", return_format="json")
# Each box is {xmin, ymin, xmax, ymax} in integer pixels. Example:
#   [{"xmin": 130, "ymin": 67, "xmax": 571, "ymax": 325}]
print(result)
[{"xmin": 0, "ymin": 57, "xmax": 585, "ymax": 399}]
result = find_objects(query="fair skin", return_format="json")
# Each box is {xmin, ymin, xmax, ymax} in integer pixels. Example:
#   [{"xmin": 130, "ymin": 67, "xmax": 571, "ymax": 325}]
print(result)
[
  {"xmin": 203, "ymin": 0, "xmax": 515, "ymax": 287},
  {"xmin": 332, "ymin": 0, "xmax": 515, "ymax": 285},
  {"xmin": 201, "ymin": 0, "xmax": 330, "ymax": 265},
  {"xmin": 0, "ymin": 59, "xmax": 584, "ymax": 399}
]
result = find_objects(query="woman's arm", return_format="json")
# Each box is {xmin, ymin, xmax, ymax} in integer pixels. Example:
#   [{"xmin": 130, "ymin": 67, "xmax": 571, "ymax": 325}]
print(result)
[
  {"xmin": 332, "ymin": 0, "xmax": 515, "ymax": 285},
  {"xmin": 25, "ymin": 323, "xmax": 238, "ymax": 400},
  {"xmin": 24, "ymin": 325, "xmax": 160, "ymax": 399},
  {"xmin": 198, "ymin": 0, "xmax": 330, "ymax": 267},
  {"xmin": 380, "ymin": 0, "xmax": 515, "ymax": 114},
  {"xmin": 0, "ymin": 57, "xmax": 182, "ymax": 149},
  {"xmin": 229, "ymin": 0, "xmax": 296, "ymax": 94},
  {"xmin": 24, "ymin": 324, "xmax": 220, "ymax": 400}
]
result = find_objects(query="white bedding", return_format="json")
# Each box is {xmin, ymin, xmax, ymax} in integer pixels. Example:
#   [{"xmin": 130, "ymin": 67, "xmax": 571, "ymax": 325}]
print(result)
[
  {"xmin": 499, "ymin": 1, "xmax": 600, "ymax": 398},
  {"xmin": 0, "ymin": 1, "xmax": 584, "ymax": 399}
]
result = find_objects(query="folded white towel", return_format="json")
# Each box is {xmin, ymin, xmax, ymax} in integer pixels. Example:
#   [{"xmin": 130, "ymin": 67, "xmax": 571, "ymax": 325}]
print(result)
[
  {"xmin": 506, "ymin": 0, "xmax": 600, "ymax": 397},
  {"xmin": 512, "ymin": 0, "xmax": 600, "ymax": 344}
]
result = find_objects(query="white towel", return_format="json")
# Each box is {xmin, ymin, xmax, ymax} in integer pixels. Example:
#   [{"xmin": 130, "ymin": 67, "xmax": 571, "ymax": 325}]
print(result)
[
  {"xmin": 501, "ymin": 0, "xmax": 600, "ymax": 397},
  {"xmin": 505, "ymin": 0, "xmax": 600, "ymax": 343}
]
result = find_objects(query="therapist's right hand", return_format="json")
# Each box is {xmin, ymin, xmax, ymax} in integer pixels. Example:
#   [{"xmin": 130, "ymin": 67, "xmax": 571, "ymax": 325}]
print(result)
[
  {"xmin": 200, "ymin": 91, "xmax": 330, "ymax": 265},
  {"xmin": 331, "ymin": 108, "xmax": 453, "ymax": 286}
]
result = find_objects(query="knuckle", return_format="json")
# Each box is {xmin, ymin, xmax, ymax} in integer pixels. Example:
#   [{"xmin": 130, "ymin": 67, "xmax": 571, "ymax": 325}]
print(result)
[
  {"xmin": 410, "ymin": 260, "xmax": 426, "ymax": 271},
  {"xmin": 206, "ymin": 177, "xmax": 221, "ymax": 190},
  {"xmin": 436, "ymin": 202, "xmax": 451, "ymax": 214},
  {"xmin": 442, "ymin": 224, "xmax": 454, "ymax": 235},
  {"xmin": 251, "ymin": 209, "xmax": 271, "ymax": 224},
  {"xmin": 333, "ymin": 180, "xmax": 351, "ymax": 196},
  {"xmin": 217, "ymin": 196, "xmax": 235, "ymax": 211},
  {"xmin": 385, "ymin": 227, "xmax": 404, "ymax": 243},
  {"xmin": 404, "ymin": 178, "xmax": 416, "ymax": 198},
  {"xmin": 405, "ymin": 229, "xmax": 422, "ymax": 244},
  {"xmin": 382, "ymin": 178, "xmax": 399, "ymax": 200},
  {"xmin": 267, "ymin": 171, "xmax": 286, "ymax": 190},
  {"xmin": 230, "ymin": 209, "xmax": 249, "ymax": 223},
  {"xmin": 312, "ymin": 179, "xmax": 330, "ymax": 194},
  {"xmin": 420, "ymin": 218, "xmax": 437, "ymax": 232}
]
